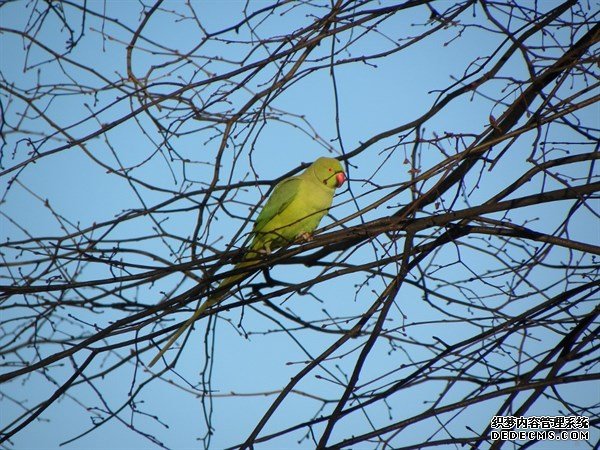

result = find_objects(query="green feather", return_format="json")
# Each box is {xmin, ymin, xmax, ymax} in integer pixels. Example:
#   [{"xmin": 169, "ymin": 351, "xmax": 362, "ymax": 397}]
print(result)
[{"xmin": 149, "ymin": 157, "xmax": 345, "ymax": 367}]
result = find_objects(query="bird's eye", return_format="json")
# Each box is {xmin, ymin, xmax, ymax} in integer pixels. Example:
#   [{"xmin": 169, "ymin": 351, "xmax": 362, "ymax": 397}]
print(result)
[{"xmin": 328, "ymin": 168, "xmax": 332, "ymax": 172}]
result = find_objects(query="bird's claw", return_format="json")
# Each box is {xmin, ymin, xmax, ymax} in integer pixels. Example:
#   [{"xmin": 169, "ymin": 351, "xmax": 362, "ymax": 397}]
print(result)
[
  {"xmin": 297, "ymin": 232, "xmax": 313, "ymax": 242},
  {"xmin": 258, "ymin": 244, "xmax": 272, "ymax": 255}
]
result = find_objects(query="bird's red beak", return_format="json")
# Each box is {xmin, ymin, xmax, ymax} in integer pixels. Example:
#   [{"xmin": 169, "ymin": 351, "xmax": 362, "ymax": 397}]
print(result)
[{"xmin": 335, "ymin": 172, "xmax": 346, "ymax": 188}]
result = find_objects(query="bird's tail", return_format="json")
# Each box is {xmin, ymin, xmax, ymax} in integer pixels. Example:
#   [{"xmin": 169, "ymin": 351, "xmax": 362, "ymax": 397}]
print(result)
[{"xmin": 148, "ymin": 255, "xmax": 258, "ymax": 367}]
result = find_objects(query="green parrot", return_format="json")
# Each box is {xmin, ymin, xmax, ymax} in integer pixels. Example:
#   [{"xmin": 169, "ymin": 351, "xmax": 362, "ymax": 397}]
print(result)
[{"xmin": 149, "ymin": 157, "xmax": 346, "ymax": 367}]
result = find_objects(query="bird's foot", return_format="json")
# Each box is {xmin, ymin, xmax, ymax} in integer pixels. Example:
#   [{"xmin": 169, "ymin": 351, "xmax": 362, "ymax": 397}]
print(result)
[
  {"xmin": 297, "ymin": 232, "xmax": 313, "ymax": 243},
  {"xmin": 257, "ymin": 244, "xmax": 272, "ymax": 255}
]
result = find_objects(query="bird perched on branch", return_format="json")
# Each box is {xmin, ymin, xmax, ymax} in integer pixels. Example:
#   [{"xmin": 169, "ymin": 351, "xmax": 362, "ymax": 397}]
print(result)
[{"xmin": 149, "ymin": 157, "xmax": 346, "ymax": 367}]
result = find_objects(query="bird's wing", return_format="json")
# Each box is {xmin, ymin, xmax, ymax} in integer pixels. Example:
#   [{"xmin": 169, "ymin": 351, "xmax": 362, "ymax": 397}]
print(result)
[{"xmin": 253, "ymin": 176, "xmax": 302, "ymax": 234}]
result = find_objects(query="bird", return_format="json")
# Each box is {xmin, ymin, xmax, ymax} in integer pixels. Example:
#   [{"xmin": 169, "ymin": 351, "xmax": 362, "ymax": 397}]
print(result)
[{"xmin": 148, "ymin": 157, "xmax": 346, "ymax": 367}]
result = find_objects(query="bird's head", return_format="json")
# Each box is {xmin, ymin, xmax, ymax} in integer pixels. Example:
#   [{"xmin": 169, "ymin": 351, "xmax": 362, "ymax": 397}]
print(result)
[{"xmin": 311, "ymin": 157, "xmax": 346, "ymax": 189}]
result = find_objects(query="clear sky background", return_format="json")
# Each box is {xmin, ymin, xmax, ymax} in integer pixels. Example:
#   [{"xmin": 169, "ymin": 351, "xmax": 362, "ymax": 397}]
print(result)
[{"xmin": 1, "ymin": 1, "xmax": 598, "ymax": 449}]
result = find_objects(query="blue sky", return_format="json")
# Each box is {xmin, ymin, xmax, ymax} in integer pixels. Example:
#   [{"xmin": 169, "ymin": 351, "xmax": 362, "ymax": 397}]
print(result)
[{"xmin": 1, "ymin": 1, "xmax": 598, "ymax": 449}]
